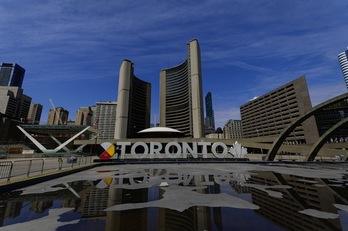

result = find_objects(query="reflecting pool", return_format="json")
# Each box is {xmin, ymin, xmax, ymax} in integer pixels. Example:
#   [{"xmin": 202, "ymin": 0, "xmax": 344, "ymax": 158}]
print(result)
[{"xmin": 0, "ymin": 163, "xmax": 348, "ymax": 231}]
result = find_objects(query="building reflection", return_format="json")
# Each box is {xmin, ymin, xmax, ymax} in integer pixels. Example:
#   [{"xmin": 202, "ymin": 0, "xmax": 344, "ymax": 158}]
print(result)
[
  {"xmin": 106, "ymin": 178, "xmax": 148, "ymax": 231},
  {"xmin": 245, "ymin": 171, "xmax": 347, "ymax": 231},
  {"xmin": 0, "ymin": 169, "xmax": 347, "ymax": 231},
  {"xmin": 105, "ymin": 170, "xmax": 220, "ymax": 231},
  {"xmin": 157, "ymin": 174, "xmax": 217, "ymax": 231},
  {"xmin": 3, "ymin": 200, "xmax": 22, "ymax": 223}
]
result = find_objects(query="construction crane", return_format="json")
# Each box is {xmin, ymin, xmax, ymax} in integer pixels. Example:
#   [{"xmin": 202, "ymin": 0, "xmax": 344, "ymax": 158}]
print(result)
[{"xmin": 49, "ymin": 98, "xmax": 63, "ymax": 125}]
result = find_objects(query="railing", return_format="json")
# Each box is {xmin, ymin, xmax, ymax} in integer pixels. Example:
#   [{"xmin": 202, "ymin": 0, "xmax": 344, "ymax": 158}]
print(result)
[
  {"xmin": 0, "ymin": 161, "xmax": 13, "ymax": 182},
  {"xmin": 0, "ymin": 156, "xmax": 94, "ymax": 183}
]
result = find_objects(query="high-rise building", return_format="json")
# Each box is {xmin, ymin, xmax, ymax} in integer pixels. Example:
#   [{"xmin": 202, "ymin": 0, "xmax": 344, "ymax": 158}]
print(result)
[
  {"xmin": 47, "ymin": 107, "xmax": 69, "ymax": 125},
  {"xmin": 338, "ymin": 48, "xmax": 348, "ymax": 90},
  {"xmin": 205, "ymin": 92, "xmax": 215, "ymax": 134},
  {"xmin": 0, "ymin": 63, "xmax": 25, "ymax": 88},
  {"xmin": 224, "ymin": 119, "xmax": 243, "ymax": 139},
  {"xmin": 0, "ymin": 86, "xmax": 31, "ymax": 120},
  {"xmin": 27, "ymin": 103, "xmax": 43, "ymax": 124},
  {"xmin": 159, "ymin": 39, "xmax": 204, "ymax": 138},
  {"xmin": 75, "ymin": 106, "xmax": 94, "ymax": 126},
  {"xmin": 95, "ymin": 101, "xmax": 117, "ymax": 139},
  {"xmin": 240, "ymin": 76, "xmax": 319, "ymax": 144},
  {"xmin": 115, "ymin": 60, "xmax": 151, "ymax": 139}
]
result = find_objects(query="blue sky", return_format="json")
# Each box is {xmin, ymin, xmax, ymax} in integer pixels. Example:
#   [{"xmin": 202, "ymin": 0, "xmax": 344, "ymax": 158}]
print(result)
[{"xmin": 1, "ymin": 0, "xmax": 348, "ymax": 128}]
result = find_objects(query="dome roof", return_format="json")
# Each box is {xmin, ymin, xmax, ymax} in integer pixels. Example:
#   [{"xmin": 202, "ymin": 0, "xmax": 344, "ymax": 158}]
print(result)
[{"xmin": 138, "ymin": 127, "xmax": 183, "ymax": 134}]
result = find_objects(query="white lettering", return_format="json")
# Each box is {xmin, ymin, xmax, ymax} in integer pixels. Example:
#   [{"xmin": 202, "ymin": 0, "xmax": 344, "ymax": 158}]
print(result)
[
  {"xmin": 212, "ymin": 142, "xmax": 228, "ymax": 158},
  {"xmin": 182, "ymin": 142, "xmax": 197, "ymax": 158},
  {"xmin": 131, "ymin": 142, "xmax": 148, "ymax": 159},
  {"xmin": 198, "ymin": 142, "xmax": 210, "ymax": 158},
  {"xmin": 165, "ymin": 142, "xmax": 182, "ymax": 158},
  {"xmin": 149, "ymin": 142, "xmax": 162, "ymax": 159},
  {"xmin": 117, "ymin": 142, "xmax": 131, "ymax": 159},
  {"xmin": 107, "ymin": 141, "xmax": 240, "ymax": 160}
]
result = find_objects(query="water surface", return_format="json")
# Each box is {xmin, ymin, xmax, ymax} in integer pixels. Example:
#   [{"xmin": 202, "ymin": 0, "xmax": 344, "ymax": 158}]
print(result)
[{"xmin": 0, "ymin": 163, "xmax": 347, "ymax": 231}]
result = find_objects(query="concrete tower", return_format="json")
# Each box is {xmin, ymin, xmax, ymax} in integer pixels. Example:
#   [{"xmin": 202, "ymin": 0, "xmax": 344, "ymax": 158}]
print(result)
[
  {"xmin": 115, "ymin": 60, "xmax": 151, "ymax": 139},
  {"xmin": 160, "ymin": 39, "xmax": 204, "ymax": 138}
]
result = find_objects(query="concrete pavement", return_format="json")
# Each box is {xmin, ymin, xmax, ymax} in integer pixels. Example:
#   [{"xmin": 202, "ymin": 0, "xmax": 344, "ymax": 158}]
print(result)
[{"xmin": 0, "ymin": 156, "xmax": 97, "ymax": 186}]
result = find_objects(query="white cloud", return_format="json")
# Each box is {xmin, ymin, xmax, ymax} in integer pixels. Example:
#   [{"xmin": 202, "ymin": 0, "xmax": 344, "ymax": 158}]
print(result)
[{"xmin": 1, "ymin": 0, "xmax": 348, "ymax": 122}]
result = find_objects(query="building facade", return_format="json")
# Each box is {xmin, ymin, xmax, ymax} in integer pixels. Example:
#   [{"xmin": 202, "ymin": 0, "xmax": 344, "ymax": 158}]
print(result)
[
  {"xmin": 75, "ymin": 106, "xmax": 94, "ymax": 126},
  {"xmin": 95, "ymin": 101, "xmax": 117, "ymax": 139},
  {"xmin": 0, "ymin": 86, "xmax": 31, "ymax": 120},
  {"xmin": 0, "ymin": 63, "xmax": 25, "ymax": 88},
  {"xmin": 115, "ymin": 60, "xmax": 151, "ymax": 139},
  {"xmin": 47, "ymin": 107, "xmax": 69, "ymax": 125},
  {"xmin": 160, "ymin": 39, "xmax": 204, "ymax": 138},
  {"xmin": 27, "ymin": 103, "xmax": 43, "ymax": 124},
  {"xmin": 223, "ymin": 119, "xmax": 243, "ymax": 139},
  {"xmin": 205, "ymin": 92, "xmax": 215, "ymax": 134},
  {"xmin": 240, "ymin": 76, "xmax": 319, "ymax": 144},
  {"xmin": 338, "ymin": 48, "xmax": 348, "ymax": 90}
]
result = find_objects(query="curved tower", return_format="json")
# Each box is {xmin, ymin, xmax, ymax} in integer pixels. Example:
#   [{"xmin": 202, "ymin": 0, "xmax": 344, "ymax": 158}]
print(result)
[
  {"xmin": 338, "ymin": 48, "xmax": 348, "ymax": 90},
  {"xmin": 160, "ymin": 39, "xmax": 204, "ymax": 138},
  {"xmin": 115, "ymin": 60, "xmax": 151, "ymax": 139}
]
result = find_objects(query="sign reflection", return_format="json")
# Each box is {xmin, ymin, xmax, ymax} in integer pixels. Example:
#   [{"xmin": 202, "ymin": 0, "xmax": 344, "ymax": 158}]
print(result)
[{"xmin": 0, "ymin": 166, "xmax": 347, "ymax": 231}]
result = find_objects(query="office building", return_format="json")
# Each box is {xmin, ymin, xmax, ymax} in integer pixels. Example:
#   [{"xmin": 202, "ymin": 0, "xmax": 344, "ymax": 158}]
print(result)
[
  {"xmin": 95, "ymin": 101, "xmax": 117, "ymax": 139},
  {"xmin": 0, "ymin": 86, "xmax": 31, "ymax": 120},
  {"xmin": 0, "ymin": 63, "xmax": 25, "ymax": 88},
  {"xmin": 75, "ymin": 106, "xmax": 95, "ymax": 126},
  {"xmin": 47, "ymin": 107, "xmax": 69, "ymax": 125},
  {"xmin": 27, "ymin": 103, "xmax": 43, "ymax": 124},
  {"xmin": 205, "ymin": 92, "xmax": 215, "ymax": 134},
  {"xmin": 0, "ymin": 84, "xmax": 31, "ymax": 141},
  {"xmin": 338, "ymin": 48, "xmax": 348, "ymax": 90},
  {"xmin": 224, "ymin": 119, "xmax": 243, "ymax": 139},
  {"xmin": 160, "ymin": 39, "xmax": 204, "ymax": 138},
  {"xmin": 115, "ymin": 60, "xmax": 151, "ymax": 139},
  {"xmin": 240, "ymin": 76, "xmax": 319, "ymax": 144}
]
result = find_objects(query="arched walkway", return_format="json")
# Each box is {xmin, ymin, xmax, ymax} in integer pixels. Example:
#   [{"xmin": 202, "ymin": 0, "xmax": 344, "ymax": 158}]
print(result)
[
  {"xmin": 305, "ymin": 117, "xmax": 348, "ymax": 161},
  {"xmin": 266, "ymin": 92, "xmax": 348, "ymax": 161}
]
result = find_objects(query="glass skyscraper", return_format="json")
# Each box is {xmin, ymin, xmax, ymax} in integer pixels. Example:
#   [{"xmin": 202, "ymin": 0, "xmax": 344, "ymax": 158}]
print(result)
[
  {"xmin": 205, "ymin": 92, "xmax": 215, "ymax": 133},
  {"xmin": 338, "ymin": 48, "xmax": 348, "ymax": 90},
  {"xmin": 0, "ymin": 63, "xmax": 25, "ymax": 88}
]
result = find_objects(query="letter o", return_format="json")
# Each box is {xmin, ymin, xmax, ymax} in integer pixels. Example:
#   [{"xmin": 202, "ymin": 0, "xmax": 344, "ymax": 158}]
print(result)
[
  {"xmin": 165, "ymin": 142, "xmax": 182, "ymax": 158},
  {"xmin": 211, "ymin": 142, "xmax": 228, "ymax": 158},
  {"xmin": 131, "ymin": 142, "xmax": 149, "ymax": 159}
]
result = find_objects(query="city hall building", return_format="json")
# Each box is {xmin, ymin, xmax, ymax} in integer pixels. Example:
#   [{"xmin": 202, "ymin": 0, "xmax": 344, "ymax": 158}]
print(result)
[
  {"xmin": 159, "ymin": 39, "xmax": 204, "ymax": 138},
  {"xmin": 115, "ymin": 59, "xmax": 151, "ymax": 139}
]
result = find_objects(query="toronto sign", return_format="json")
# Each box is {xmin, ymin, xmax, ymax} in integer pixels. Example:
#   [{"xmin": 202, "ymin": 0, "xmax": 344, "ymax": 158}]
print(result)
[{"xmin": 98, "ymin": 141, "xmax": 248, "ymax": 160}]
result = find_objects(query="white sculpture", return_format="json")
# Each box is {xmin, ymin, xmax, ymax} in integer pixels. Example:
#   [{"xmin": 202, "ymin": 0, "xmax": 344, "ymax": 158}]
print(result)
[{"xmin": 228, "ymin": 141, "xmax": 248, "ymax": 158}]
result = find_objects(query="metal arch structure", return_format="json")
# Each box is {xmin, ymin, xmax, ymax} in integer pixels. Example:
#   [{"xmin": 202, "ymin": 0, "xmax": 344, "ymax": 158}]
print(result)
[
  {"xmin": 266, "ymin": 92, "xmax": 348, "ymax": 161},
  {"xmin": 17, "ymin": 125, "xmax": 100, "ymax": 154},
  {"xmin": 305, "ymin": 117, "xmax": 348, "ymax": 161}
]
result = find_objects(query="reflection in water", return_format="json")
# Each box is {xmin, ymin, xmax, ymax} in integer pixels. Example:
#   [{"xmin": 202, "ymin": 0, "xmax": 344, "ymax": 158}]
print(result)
[
  {"xmin": 247, "ymin": 171, "xmax": 347, "ymax": 231},
  {"xmin": 0, "ymin": 164, "xmax": 347, "ymax": 230}
]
